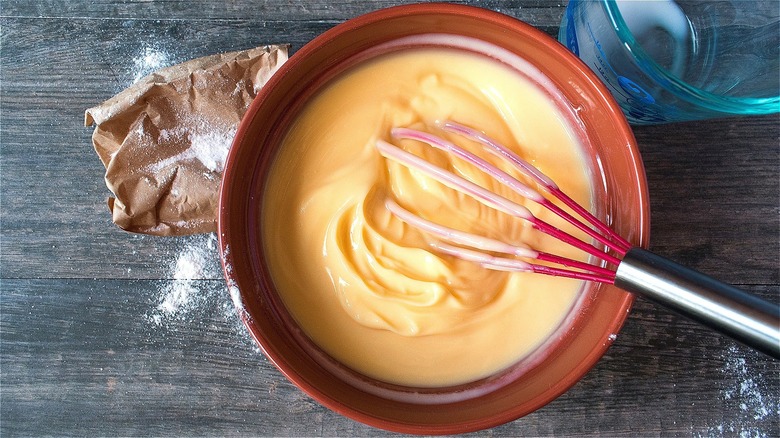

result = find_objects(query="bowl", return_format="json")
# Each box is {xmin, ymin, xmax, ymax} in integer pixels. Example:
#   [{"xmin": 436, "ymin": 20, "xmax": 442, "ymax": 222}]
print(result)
[{"xmin": 218, "ymin": 3, "xmax": 650, "ymax": 434}]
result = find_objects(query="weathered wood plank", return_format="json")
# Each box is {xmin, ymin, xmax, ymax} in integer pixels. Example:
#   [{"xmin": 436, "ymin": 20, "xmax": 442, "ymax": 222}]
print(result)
[
  {"xmin": 0, "ymin": 278, "xmax": 355, "ymax": 436},
  {"xmin": 2, "ymin": 279, "xmax": 777, "ymax": 436},
  {"xmin": 634, "ymin": 116, "xmax": 780, "ymax": 286},
  {"xmin": 1, "ymin": 0, "xmax": 567, "ymax": 29}
]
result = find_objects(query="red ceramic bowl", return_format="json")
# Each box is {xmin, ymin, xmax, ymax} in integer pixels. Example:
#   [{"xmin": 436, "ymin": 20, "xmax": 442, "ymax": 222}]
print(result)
[{"xmin": 219, "ymin": 3, "xmax": 649, "ymax": 434}]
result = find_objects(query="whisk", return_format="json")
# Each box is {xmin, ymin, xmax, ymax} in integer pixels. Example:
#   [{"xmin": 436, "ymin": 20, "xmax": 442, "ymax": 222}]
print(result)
[{"xmin": 376, "ymin": 121, "xmax": 780, "ymax": 359}]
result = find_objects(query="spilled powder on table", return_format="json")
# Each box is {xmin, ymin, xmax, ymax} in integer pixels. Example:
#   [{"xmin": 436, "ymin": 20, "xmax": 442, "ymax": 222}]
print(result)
[
  {"xmin": 146, "ymin": 233, "xmax": 259, "ymax": 353},
  {"xmin": 132, "ymin": 45, "xmax": 171, "ymax": 84},
  {"xmin": 700, "ymin": 344, "xmax": 779, "ymax": 437}
]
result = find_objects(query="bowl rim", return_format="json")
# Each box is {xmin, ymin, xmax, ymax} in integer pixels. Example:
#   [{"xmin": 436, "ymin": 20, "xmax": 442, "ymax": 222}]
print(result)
[{"xmin": 218, "ymin": 2, "xmax": 649, "ymax": 434}]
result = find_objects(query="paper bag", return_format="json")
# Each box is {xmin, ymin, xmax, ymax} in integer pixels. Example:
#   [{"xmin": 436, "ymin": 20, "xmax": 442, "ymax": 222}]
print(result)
[{"xmin": 85, "ymin": 44, "xmax": 289, "ymax": 236}]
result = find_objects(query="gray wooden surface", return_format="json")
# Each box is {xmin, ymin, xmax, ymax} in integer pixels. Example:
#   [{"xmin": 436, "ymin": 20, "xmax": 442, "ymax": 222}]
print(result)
[{"xmin": 1, "ymin": 1, "xmax": 778, "ymax": 436}]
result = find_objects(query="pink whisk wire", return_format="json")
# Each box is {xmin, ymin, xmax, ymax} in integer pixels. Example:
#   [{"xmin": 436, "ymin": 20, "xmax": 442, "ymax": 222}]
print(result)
[
  {"xmin": 439, "ymin": 121, "xmax": 632, "ymax": 254},
  {"xmin": 385, "ymin": 198, "xmax": 617, "ymax": 283},
  {"xmin": 376, "ymin": 121, "xmax": 634, "ymax": 284}
]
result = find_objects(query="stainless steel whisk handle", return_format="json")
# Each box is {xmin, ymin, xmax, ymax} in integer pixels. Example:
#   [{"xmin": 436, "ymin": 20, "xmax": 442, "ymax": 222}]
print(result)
[{"xmin": 615, "ymin": 248, "xmax": 780, "ymax": 359}]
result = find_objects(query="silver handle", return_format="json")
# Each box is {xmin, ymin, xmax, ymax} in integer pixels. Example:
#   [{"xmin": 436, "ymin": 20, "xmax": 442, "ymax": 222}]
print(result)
[{"xmin": 614, "ymin": 247, "xmax": 780, "ymax": 359}]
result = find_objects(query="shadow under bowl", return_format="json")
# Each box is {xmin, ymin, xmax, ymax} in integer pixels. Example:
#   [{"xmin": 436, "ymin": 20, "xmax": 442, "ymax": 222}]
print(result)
[{"xmin": 218, "ymin": 3, "xmax": 650, "ymax": 435}]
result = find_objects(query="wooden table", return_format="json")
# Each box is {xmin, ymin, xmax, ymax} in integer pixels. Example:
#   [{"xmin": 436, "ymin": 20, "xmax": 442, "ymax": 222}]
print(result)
[{"xmin": 2, "ymin": 1, "xmax": 778, "ymax": 436}]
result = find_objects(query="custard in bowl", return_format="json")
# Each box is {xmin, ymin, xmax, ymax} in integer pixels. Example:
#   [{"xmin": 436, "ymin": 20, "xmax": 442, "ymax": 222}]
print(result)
[{"xmin": 219, "ymin": 4, "xmax": 648, "ymax": 434}]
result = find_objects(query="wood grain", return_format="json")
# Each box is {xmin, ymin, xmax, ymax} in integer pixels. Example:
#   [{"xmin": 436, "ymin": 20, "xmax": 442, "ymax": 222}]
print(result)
[
  {"xmin": 3, "ymin": 279, "xmax": 778, "ymax": 436},
  {"xmin": 635, "ymin": 115, "xmax": 780, "ymax": 286},
  {"xmin": 2, "ymin": 0, "xmax": 566, "ymax": 28},
  {"xmin": 1, "ymin": 1, "xmax": 778, "ymax": 436}
]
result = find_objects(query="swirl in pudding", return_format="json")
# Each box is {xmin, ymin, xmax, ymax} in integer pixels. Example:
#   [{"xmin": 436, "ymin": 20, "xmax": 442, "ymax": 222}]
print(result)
[{"xmin": 262, "ymin": 47, "xmax": 592, "ymax": 387}]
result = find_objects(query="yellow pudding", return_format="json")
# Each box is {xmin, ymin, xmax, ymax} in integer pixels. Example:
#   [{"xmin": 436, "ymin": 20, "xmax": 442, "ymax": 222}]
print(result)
[{"xmin": 262, "ymin": 48, "xmax": 592, "ymax": 387}]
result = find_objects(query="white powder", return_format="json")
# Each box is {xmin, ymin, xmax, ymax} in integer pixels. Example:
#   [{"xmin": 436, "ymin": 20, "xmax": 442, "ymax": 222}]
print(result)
[
  {"xmin": 188, "ymin": 129, "xmax": 234, "ymax": 172},
  {"xmin": 221, "ymin": 243, "xmax": 244, "ymax": 311},
  {"xmin": 132, "ymin": 46, "xmax": 171, "ymax": 84},
  {"xmin": 145, "ymin": 232, "xmax": 259, "ymax": 353},
  {"xmin": 700, "ymin": 344, "xmax": 780, "ymax": 437},
  {"xmin": 150, "ymin": 117, "xmax": 236, "ymax": 175},
  {"xmin": 149, "ymin": 233, "xmax": 219, "ymax": 322},
  {"xmin": 148, "ymin": 236, "xmax": 242, "ymax": 315}
]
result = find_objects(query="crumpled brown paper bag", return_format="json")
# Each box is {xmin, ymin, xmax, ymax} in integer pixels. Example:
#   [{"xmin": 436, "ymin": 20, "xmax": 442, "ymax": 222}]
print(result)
[{"xmin": 85, "ymin": 44, "xmax": 289, "ymax": 236}]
